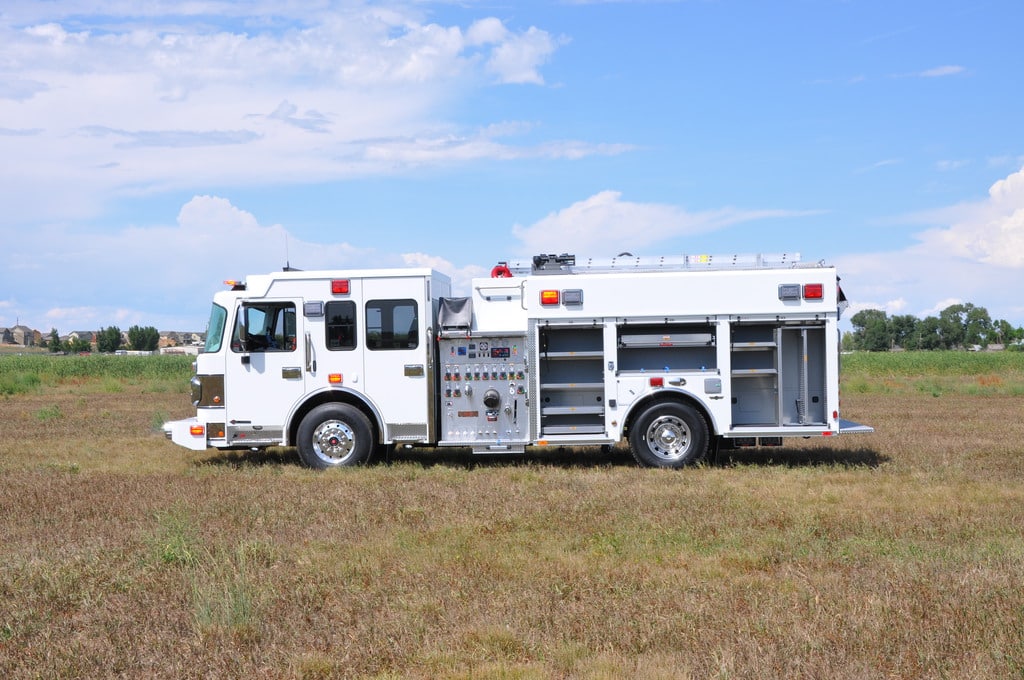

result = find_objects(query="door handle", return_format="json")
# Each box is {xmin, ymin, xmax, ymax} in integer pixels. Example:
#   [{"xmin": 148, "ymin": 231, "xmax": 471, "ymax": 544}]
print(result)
[{"xmin": 305, "ymin": 332, "xmax": 317, "ymax": 373}]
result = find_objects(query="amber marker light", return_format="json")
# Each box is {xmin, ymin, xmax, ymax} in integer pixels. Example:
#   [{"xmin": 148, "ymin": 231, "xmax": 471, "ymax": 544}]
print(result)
[
  {"xmin": 540, "ymin": 290, "xmax": 560, "ymax": 305},
  {"xmin": 328, "ymin": 374, "xmax": 343, "ymax": 384},
  {"xmin": 189, "ymin": 424, "xmax": 205, "ymax": 436}
]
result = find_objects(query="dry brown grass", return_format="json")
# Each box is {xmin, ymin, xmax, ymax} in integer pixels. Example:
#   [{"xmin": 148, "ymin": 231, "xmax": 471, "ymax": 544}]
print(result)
[{"xmin": 2, "ymin": 378, "xmax": 1023, "ymax": 678}]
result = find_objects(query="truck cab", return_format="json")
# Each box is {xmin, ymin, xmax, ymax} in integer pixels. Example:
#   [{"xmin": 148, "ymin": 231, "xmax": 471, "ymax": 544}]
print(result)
[{"xmin": 165, "ymin": 268, "xmax": 450, "ymax": 467}]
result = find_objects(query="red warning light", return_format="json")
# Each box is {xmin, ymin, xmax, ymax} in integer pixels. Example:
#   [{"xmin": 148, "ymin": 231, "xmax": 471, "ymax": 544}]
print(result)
[
  {"xmin": 331, "ymin": 279, "xmax": 350, "ymax": 295},
  {"xmin": 803, "ymin": 283, "xmax": 824, "ymax": 300}
]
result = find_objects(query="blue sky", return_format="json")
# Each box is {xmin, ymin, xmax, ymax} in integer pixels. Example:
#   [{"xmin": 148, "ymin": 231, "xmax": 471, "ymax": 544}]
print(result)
[{"xmin": 1, "ymin": 0, "xmax": 1022, "ymax": 334}]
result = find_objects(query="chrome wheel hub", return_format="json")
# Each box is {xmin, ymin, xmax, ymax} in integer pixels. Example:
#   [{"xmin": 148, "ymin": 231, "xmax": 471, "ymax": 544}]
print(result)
[
  {"xmin": 311, "ymin": 420, "xmax": 356, "ymax": 462},
  {"xmin": 646, "ymin": 415, "xmax": 691, "ymax": 461}
]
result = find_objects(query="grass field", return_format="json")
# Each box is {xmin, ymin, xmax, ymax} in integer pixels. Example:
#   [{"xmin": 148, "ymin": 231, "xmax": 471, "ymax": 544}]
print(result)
[{"xmin": 1, "ymin": 353, "xmax": 1023, "ymax": 678}]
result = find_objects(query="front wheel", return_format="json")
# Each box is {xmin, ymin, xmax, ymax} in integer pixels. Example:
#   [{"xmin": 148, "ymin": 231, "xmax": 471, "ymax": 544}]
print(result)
[
  {"xmin": 629, "ymin": 401, "xmax": 709, "ymax": 469},
  {"xmin": 296, "ymin": 403, "xmax": 374, "ymax": 469}
]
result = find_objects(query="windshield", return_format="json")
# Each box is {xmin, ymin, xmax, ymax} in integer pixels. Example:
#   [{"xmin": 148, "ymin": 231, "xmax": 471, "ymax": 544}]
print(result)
[{"xmin": 203, "ymin": 303, "xmax": 228, "ymax": 353}]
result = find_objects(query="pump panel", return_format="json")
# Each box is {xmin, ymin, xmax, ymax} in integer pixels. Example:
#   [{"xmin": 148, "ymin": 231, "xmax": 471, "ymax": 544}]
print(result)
[{"xmin": 438, "ymin": 333, "xmax": 529, "ymax": 451}]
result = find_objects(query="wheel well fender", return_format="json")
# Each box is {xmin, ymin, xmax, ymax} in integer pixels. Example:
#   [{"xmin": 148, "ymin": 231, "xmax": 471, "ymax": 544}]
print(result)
[
  {"xmin": 622, "ymin": 391, "xmax": 718, "ymax": 439},
  {"xmin": 286, "ymin": 388, "xmax": 382, "ymax": 446}
]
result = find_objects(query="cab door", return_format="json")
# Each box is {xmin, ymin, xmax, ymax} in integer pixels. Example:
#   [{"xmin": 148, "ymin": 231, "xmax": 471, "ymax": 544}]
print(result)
[
  {"xmin": 361, "ymin": 276, "xmax": 431, "ymax": 443},
  {"xmin": 223, "ymin": 299, "xmax": 306, "ymax": 445}
]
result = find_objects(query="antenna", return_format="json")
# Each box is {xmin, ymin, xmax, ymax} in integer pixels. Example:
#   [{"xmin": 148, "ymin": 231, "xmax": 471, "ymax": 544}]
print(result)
[{"xmin": 282, "ymin": 234, "xmax": 302, "ymax": 272}]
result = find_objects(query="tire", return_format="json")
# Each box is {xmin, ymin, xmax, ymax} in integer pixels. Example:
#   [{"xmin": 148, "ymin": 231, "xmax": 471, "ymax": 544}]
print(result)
[
  {"xmin": 296, "ymin": 403, "xmax": 374, "ymax": 469},
  {"xmin": 629, "ymin": 401, "xmax": 709, "ymax": 469}
]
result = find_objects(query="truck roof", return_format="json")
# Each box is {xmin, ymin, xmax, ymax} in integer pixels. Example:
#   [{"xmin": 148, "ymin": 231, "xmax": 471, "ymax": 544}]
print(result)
[{"xmin": 238, "ymin": 267, "xmax": 445, "ymax": 297}]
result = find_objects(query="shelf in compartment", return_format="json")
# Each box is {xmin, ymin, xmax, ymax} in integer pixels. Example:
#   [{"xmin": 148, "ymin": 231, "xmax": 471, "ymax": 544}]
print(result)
[
  {"xmin": 731, "ymin": 342, "xmax": 777, "ymax": 350},
  {"xmin": 731, "ymin": 368, "xmax": 778, "ymax": 376},
  {"xmin": 541, "ymin": 424, "xmax": 606, "ymax": 435},
  {"xmin": 541, "ymin": 405, "xmax": 605, "ymax": 416},
  {"xmin": 540, "ymin": 382, "xmax": 603, "ymax": 391},
  {"xmin": 542, "ymin": 350, "xmax": 604, "ymax": 359},
  {"xmin": 619, "ymin": 332, "xmax": 714, "ymax": 348}
]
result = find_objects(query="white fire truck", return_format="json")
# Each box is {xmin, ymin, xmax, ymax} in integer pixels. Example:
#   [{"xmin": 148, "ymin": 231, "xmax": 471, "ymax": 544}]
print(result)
[{"xmin": 164, "ymin": 253, "xmax": 871, "ymax": 469}]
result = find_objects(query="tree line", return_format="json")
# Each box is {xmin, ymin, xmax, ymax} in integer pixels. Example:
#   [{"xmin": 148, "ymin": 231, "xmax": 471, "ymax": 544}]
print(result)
[
  {"xmin": 844, "ymin": 303, "xmax": 1024, "ymax": 351},
  {"xmin": 42, "ymin": 325, "xmax": 161, "ymax": 353}
]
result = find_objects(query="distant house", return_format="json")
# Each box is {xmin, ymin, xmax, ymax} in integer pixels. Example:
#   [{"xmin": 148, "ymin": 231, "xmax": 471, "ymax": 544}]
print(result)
[
  {"xmin": 65, "ymin": 331, "xmax": 97, "ymax": 348},
  {"xmin": 11, "ymin": 325, "xmax": 36, "ymax": 346},
  {"xmin": 0, "ymin": 326, "xmax": 39, "ymax": 346},
  {"xmin": 159, "ymin": 331, "xmax": 205, "ymax": 348},
  {"xmin": 159, "ymin": 332, "xmax": 181, "ymax": 348}
]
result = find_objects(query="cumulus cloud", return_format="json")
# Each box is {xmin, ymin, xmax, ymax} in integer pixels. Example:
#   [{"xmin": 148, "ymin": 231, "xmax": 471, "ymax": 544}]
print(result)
[
  {"xmin": 833, "ymin": 167, "xmax": 1024, "ymax": 327},
  {"xmin": 401, "ymin": 252, "xmax": 487, "ymax": 295},
  {"xmin": 2, "ymin": 195, "xmax": 382, "ymax": 330},
  {"xmin": 915, "ymin": 166, "xmax": 1024, "ymax": 268},
  {"xmin": 484, "ymin": 26, "xmax": 563, "ymax": 85},
  {"xmin": 512, "ymin": 190, "xmax": 819, "ymax": 256}
]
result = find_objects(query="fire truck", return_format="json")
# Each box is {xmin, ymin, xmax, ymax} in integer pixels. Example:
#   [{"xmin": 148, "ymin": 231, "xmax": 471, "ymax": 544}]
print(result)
[{"xmin": 164, "ymin": 253, "xmax": 872, "ymax": 469}]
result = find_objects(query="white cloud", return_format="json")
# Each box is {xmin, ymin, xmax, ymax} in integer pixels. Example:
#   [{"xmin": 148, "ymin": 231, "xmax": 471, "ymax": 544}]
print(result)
[
  {"xmin": 844, "ymin": 297, "xmax": 908, "ymax": 320},
  {"xmin": 400, "ymin": 252, "xmax": 487, "ymax": 295},
  {"xmin": 920, "ymin": 298, "xmax": 965, "ymax": 317},
  {"xmin": 512, "ymin": 190, "xmax": 819, "ymax": 256},
  {"xmin": 855, "ymin": 158, "xmax": 902, "ymax": 174},
  {"xmin": 485, "ymin": 26, "xmax": 563, "ymax": 85},
  {"xmin": 919, "ymin": 65, "xmax": 965, "ymax": 78},
  {"xmin": 915, "ymin": 166, "xmax": 1024, "ymax": 267},
  {"xmin": 1, "ymin": 195, "xmax": 383, "ymax": 331},
  {"xmin": 0, "ymin": 4, "xmax": 577, "ymax": 227},
  {"xmin": 834, "ymin": 167, "xmax": 1024, "ymax": 327}
]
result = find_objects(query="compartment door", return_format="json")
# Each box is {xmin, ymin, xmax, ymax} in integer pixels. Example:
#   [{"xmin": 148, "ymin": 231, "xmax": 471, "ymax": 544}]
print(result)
[{"xmin": 780, "ymin": 326, "xmax": 827, "ymax": 426}]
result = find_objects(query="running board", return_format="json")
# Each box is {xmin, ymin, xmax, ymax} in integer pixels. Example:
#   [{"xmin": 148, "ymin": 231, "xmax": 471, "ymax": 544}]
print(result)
[{"xmin": 839, "ymin": 419, "xmax": 874, "ymax": 434}]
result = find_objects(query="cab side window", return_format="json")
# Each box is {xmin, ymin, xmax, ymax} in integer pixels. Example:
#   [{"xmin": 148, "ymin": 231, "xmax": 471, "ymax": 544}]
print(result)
[
  {"xmin": 366, "ymin": 299, "xmax": 418, "ymax": 350},
  {"xmin": 325, "ymin": 301, "xmax": 357, "ymax": 351},
  {"xmin": 231, "ymin": 303, "xmax": 297, "ymax": 352}
]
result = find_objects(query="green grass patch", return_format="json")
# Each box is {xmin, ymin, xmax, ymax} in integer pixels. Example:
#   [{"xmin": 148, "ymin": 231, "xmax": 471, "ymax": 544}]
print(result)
[
  {"xmin": 842, "ymin": 349, "xmax": 1024, "ymax": 376},
  {"xmin": 0, "ymin": 354, "xmax": 193, "ymax": 390},
  {"xmin": 0, "ymin": 371, "xmax": 41, "ymax": 396},
  {"xmin": 842, "ymin": 351, "xmax": 1024, "ymax": 395},
  {"xmin": 34, "ymin": 405, "xmax": 64, "ymax": 422}
]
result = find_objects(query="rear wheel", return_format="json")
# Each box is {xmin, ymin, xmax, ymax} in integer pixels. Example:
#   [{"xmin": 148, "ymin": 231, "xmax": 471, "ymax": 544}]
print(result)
[
  {"xmin": 629, "ymin": 401, "xmax": 709, "ymax": 469},
  {"xmin": 296, "ymin": 403, "xmax": 374, "ymax": 469}
]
